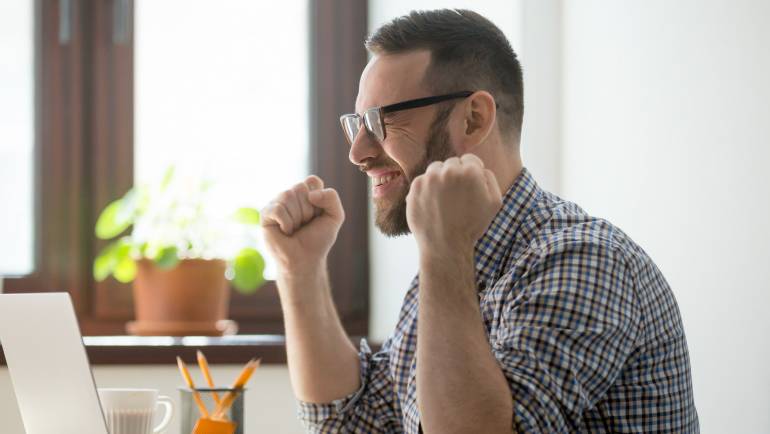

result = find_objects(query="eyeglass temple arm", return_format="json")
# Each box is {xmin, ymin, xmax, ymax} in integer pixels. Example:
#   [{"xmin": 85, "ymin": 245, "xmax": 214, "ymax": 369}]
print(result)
[{"xmin": 380, "ymin": 91, "xmax": 474, "ymax": 114}]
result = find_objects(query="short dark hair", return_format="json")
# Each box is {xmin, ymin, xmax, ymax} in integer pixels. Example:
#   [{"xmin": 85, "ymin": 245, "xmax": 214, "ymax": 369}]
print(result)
[{"xmin": 366, "ymin": 9, "xmax": 524, "ymax": 140}]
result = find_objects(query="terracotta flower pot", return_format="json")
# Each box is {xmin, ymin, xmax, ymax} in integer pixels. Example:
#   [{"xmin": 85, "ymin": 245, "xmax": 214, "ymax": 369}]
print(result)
[{"xmin": 126, "ymin": 258, "xmax": 237, "ymax": 336}]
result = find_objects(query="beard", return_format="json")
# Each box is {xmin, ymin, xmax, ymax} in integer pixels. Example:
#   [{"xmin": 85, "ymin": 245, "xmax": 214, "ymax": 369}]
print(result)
[{"xmin": 373, "ymin": 107, "xmax": 454, "ymax": 237}]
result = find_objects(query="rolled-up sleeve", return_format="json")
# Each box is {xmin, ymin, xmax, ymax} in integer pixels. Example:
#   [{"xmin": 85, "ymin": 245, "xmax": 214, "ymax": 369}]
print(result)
[
  {"xmin": 297, "ymin": 338, "xmax": 403, "ymax": 433},
  {"xmin": 491, "ymin": 241, "xmax": 641, "ymax": 432}
]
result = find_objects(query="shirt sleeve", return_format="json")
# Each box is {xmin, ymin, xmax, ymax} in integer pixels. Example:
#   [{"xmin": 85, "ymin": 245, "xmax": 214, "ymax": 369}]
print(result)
[
  {"xmin": 491, "ymin": 240, "xmax": 641, "ymax": 432},
  {"xmin": 297, "ymin": 338, "xmax": 403, "ymax": 433}
]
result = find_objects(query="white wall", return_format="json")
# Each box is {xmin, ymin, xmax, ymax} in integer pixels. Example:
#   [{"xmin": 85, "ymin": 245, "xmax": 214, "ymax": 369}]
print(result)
[
  {"xmin": 0, "ymin": 365, "xmax": 303, "ymax": 434},
  {"xmin": 561, "ymin": 1, "xmax": 770, "ymax": 432}
]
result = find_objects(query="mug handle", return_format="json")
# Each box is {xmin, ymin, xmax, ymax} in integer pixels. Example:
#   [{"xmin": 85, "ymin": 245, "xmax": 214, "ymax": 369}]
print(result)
[{"xmin": 153, "ymin": 395, "xmax": 174, "ymax": 433}]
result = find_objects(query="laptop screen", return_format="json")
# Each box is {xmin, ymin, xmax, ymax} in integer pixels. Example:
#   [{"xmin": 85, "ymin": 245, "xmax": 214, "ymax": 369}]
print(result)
[{"xmin": 0, "ymin": 293, "xmax": 108, "ymax": 434}]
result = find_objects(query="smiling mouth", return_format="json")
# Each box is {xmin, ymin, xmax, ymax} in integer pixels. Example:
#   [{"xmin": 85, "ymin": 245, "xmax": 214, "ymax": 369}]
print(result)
[{"xmin": 373, "ymin": 172, "xmax": 402, "ymax": 187}]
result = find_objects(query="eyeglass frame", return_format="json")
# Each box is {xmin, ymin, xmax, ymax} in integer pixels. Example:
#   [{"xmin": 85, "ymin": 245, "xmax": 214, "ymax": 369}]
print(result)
[{"xmin": 339, "ymin": 90, "xmax": 474, "ymax": 145}]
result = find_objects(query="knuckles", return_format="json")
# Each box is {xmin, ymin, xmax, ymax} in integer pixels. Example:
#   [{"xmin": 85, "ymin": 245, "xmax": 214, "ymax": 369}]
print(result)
[
  {"xmin": 276, "ymin": 190, "xmax": 294, "ymax": 204},
  {"xmin": 460, "ymin": 153, "xmax": 483, "ymax": 167},
  {"xmin": 424, "ymin": 161, "xmax": 483, "ymax": 184},
  {"xmin": 444, "ymin": 156, "xmax": 461, "ymax": 165},
  {"xmin": 411, "ymin": 157, "xmax": 490, "ymax": 198},
  {"xmin": 291, "ymin": 183, "xmax": 309, "ymax": 195}
]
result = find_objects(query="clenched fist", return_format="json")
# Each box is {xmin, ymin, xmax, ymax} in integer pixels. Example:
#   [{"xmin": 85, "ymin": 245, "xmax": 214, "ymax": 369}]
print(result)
[
  {"xmin": 261, "ymin": 175, "xmax": 345, "ymax": 276},
  {"xmin": 406, "ymin": 154, "xmax": 502, "ymax": 255}
]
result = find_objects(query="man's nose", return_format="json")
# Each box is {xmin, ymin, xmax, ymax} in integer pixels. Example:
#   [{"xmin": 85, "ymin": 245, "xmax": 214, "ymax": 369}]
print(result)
[{"xmin": 348, "ymin": 126, "xmax": 380, "ymax": 166}]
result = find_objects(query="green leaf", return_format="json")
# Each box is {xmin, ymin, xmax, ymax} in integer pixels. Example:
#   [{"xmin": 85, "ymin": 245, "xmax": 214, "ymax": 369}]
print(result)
[
  {"xmin": 113, "ymin": 256, "xmax": 137, "ymax": 283},
  {"xmin": 93, "ymin": 242, "xmax": 120, "ymax": 281},
  {"xmin": 92, "ymin": 237, "xmax": 133, "ymax": 282},
  {"xmin": 95, "ymin": 199, "xmax": 133, "ymax": 239},
  {"xmin": 233, "ymin": 207, "xmax": 261, "ymax": 225},
  {"xmin": 232, "ymin": 248, "xmax": 265, "ymax": 294},
  {"xmin": 138, "ymin": 242, "xmax": 149, "ymax": 257},
  {"xmin": 154, "ymin": 246, "xmax": 180, "ymax": 269}
]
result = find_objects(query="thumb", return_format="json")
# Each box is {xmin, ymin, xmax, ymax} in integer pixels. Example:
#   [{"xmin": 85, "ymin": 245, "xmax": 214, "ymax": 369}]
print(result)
[{"xmin": 307, "ymin": 188, "xmax": 345, "ymax": 222}]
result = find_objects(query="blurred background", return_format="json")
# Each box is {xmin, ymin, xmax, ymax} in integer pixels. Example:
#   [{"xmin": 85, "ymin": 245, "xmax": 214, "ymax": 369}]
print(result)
[{"xmin": 1, "ymin": 0, "xmax": 769, "ymax": 432}]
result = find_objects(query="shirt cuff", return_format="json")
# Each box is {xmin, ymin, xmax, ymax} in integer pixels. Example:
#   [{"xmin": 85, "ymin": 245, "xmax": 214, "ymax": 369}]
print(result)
[{"xmin": 296, "ymin": 338, "xmax": 374, "ymax": 426}]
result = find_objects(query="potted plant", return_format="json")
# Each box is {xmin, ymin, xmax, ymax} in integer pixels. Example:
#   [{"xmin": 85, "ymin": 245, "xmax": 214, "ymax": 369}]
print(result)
[{"xmin": 92, "ymin": 168, "xmax": 267, "ymax": 336}]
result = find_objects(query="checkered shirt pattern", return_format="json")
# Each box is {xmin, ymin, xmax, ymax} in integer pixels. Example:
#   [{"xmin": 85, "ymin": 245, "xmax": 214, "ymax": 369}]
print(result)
[{"xmin": 298, "ymin": 168, "xmax": 699, "ymax": 433}]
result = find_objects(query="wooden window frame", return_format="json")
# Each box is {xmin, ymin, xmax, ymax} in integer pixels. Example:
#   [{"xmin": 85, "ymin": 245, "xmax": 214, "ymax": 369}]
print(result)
[{"xmin": 3, "ymin": 0, "xmax": 370, "ymax": 354}]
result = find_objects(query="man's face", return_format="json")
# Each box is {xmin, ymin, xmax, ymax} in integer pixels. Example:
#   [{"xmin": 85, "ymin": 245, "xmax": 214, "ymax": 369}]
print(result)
[{"xmin": 349, "ymin": 51, "xmax": 456, "ymax": 236}]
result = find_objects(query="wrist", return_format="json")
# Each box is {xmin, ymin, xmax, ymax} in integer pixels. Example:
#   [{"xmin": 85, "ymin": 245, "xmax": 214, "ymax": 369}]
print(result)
[
  {"xmin": 416, "ymin": 233, "xmax": 475, "ymax": 260},
  {"xmin": 276, "ymin": 261, "xmax": 330, "ymax": 304},
  {"xmin": 419, "ymin": 245, "xmax": 475, "ymax": 271},
  {"xmin": 418, "ymin": 249, "xmax": 479, "ymax": 305},
  {"xmin": 419, "ymin": 249, "xmax": 475, "ymax": 286},
  {"xmin": 277, "ymin": 257, "xmax": 327, "ymax": 281}
]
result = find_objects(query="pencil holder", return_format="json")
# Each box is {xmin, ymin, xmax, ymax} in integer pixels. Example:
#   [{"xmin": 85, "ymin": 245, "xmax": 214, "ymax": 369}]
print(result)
[{"xmin": 179, "ymin": 387, "xmax": 245, "ymax": 434}]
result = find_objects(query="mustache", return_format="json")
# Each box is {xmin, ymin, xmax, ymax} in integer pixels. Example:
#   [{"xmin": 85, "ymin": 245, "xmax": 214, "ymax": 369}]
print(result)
[
  {"xmin": 358, "ymin": 160, "xmax": 405, "ymax": 176},
  {"xmin": 358, "ymin": 159, "xmax": 394, "ymax": 172}
]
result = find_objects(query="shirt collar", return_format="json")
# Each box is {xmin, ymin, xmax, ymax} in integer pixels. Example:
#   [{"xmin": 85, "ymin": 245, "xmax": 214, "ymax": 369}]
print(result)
[{"xmin": 473, "ymin": 167, "xmax": 541, "ymax": 290}]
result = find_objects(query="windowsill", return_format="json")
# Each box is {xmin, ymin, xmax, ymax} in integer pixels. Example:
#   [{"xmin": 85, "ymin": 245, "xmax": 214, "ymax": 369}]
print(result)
[{"xmin": 0, "ymin": 335, "xmax": 289, "ymax": 366}]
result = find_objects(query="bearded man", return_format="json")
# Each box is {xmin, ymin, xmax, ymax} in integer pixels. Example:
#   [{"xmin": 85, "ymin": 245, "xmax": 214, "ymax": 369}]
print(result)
[{"xmin": 262, "ymin": 9, "xmax": 699, "ymax": 433}]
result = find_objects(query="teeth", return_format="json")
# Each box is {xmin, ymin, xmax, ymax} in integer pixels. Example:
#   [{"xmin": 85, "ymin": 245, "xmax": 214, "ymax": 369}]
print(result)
[{"xmin": 375, "ymin": 173, "xmax": 399, "ymax": 186}]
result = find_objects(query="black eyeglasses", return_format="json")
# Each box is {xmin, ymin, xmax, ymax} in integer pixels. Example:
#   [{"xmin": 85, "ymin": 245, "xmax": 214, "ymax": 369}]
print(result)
[{"xmin": 339, "ymin": 91, "xmax": 474, "ymax": 145}]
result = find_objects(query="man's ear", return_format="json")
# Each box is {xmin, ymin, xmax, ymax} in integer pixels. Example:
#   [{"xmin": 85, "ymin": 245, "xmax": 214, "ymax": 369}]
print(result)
[{"xmin": 454, "ymin": 90, "xmax": 496, "ymax": 153}]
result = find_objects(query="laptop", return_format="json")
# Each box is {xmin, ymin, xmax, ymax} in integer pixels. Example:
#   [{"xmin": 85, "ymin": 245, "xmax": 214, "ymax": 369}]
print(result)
[{"xmin": 0, "ymin": 293, "xmax": 109, "ymax": 434}]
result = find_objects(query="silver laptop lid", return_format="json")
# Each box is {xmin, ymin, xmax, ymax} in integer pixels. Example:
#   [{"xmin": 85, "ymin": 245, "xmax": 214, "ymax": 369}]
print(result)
[{"xmin": 0, "ymin": 293, "xmax": 108, "ymax": 434}]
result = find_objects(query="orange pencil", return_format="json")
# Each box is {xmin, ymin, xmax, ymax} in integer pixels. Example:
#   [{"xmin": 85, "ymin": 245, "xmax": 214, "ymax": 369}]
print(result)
[
  {"xmin": 212, "ymin": 358, "xmax": 260, "ymax": 419},
  {"xmin": 177, "ymin": 356, "xmax": 210, "ymax": 418},
  {"xmin": 197, "ymin": 350, "xmax": 221, "ymax": 405}
]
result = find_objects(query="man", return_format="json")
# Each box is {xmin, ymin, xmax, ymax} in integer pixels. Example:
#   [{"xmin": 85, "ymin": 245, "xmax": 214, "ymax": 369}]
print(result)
[{"xmin": 262, "ymin": 9, "xmax": 698, "ymax": 433}]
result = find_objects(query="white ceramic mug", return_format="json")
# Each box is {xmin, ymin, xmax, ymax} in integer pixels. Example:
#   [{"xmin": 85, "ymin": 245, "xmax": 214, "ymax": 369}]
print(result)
[{"xmin": 98, "ymin": 388, "xmax": 174, "ymax": 434}]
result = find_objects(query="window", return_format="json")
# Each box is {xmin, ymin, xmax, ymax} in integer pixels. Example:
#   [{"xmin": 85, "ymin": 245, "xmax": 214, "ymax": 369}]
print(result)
[
  {"xmin": 0, "ymin": 0, "xmax": 35, "ymax": 276},
  {"xmin": 134, "ymin": 0, "xmax": 309, "ymax": 212},
  {"xmin": 3, "ymin": 0, "xmax": 369, "ymax": 341}
]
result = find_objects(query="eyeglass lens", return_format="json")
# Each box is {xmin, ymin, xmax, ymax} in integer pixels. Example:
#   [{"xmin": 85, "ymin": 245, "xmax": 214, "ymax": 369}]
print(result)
[
  {"xmin": 341, "ymin": 109, "xmax": 386, "ymax": 145},
  {"xmin": 342, "ymin": 116, "xmax": 361, "ymax": 144},
  {"xmin": 363, "ymin": 109, "xmax": 385, "ymax": 142}
]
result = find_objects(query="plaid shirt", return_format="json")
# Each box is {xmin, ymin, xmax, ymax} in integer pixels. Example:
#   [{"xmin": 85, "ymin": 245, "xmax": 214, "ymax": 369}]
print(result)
[{"xmin": 298, "ymin": 168, "xmax": 699, "ymax": 433}]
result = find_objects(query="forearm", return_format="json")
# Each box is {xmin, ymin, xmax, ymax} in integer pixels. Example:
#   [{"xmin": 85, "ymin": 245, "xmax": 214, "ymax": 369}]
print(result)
[
  {"xmin": 278, "ymin": 263, "xmax": 360, "ymax": 403},
  {"xmin": 417, "ymin": 251, "xmax": 511, "ymax": 434}
]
